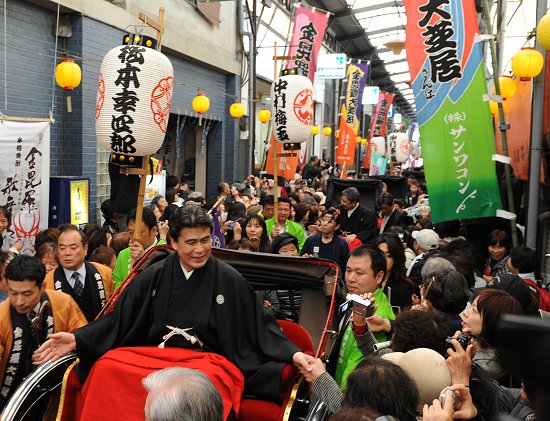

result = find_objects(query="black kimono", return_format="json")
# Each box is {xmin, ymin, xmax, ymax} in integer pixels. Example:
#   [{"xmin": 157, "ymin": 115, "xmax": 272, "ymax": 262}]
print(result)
[
  {"xmin": 74, "ymin": 253, "xmax": 300, "ymax": 403},
  {"xmin": 337, "ymin": 203, "xmax": 377, "ymax": 244}
]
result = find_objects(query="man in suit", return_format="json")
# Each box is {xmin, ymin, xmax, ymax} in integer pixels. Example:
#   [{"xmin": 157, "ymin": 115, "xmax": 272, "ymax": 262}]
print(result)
[
  {"xmin": 377, "ymin": 192, "xmax": 401, "ymax": 234},
  {"xmin": 337, "ymin": 187, "xmax": 377, "ymax": 245},
  {"xmin": 45, "ymin": 225, "xmax": 114, "ymax": 322}
]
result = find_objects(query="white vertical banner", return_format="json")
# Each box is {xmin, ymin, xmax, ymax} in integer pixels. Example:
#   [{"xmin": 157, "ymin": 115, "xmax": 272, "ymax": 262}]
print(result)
[{"xmin": 0, "ymin": 121, "xmax": 50, "ymax": 254}]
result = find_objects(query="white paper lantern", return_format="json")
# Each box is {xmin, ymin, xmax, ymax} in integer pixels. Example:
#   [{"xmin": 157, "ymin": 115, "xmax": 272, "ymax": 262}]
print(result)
[
  {"xmin": 386, "ymin": 132, "xmax": 410, "ymax": 163},
  {"xmin": 96, "ymin": 44, "xmax": 174, "ymax": 157},
  {"xmin": 270, "ymin": 74, "xmax": 313, "ymax": 143},
  {"xmin": 410, "ymin": 141, "xmax": 421, "ymax": 158},
  {"xmin": 369, "ymin": 136, "xmax": 386, "ymax": 156}
]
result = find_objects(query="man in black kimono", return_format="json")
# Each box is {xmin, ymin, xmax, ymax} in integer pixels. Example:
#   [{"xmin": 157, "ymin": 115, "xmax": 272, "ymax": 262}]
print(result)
[
  {"xmin": 337, "ymin": 187, "xmax": 377, "ymax": 244},
  {"xmin": 34, "ymin": 206, "xmax": 312, "ymax": 404}
]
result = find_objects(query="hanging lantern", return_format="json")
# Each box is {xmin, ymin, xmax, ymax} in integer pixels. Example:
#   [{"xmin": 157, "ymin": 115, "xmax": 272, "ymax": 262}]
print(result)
[
  {"xmin": 489, "ymin": 100, "xmax": 499, "ymax": 116},
  {"xmin": 258, "ymin": 109, "xmax": 271, "ymax": 123},
  {"xmin": 511, "ymin": 48, "xmax": 544, "ymax": 81},
  {"xmin": 494, "ymin": 75, "xmax": 517, "ymax": 99},
  {"xmin": 536, "ymin": 14, "xmax": 550, "ymax": 50},
  {"xmin": 55, "ymin": 59, "xmax": 81, "ymax": 91},
  {"xmin": 270, "ymin": 72, "xmax": 313, "ymax": 149},
  {"xmin": 230, "ymin": 102, "xmax": 245, "ymax": 119},
  {"xmin": 369, "ymin": 136, "xmax": 386, "ymax": 156},
  {"xmin": 355, "ymin": 136, "xmax": 362, "ymax": 144},
  {"xmin": 192, "ymin": 94, "xmax": 210, "ymax": 126},
  {"xmin": 385, "ymin": 132, "xmax": 409, "ymax": 163},
  {"xmin": 56, "ymin": 58, "xmax": 82, "ymax": 113},
  {"xmin": 311, "ymin": 125, "xmax": 320, "ymax": 136},
  {"xmin": 384, "ymin": 39, "xmax": 406, "ymax": 55},
  {"xmin": 323, "ymin": 126, "xmax": 332, "ymax": 136},
  {"xmin": 360, "ymin": 138, "xmax": 367, "ymax": 146},
  {"xmin": 96, "ymin": 42, "xmax": 174, "ymax": 161},
  {"xmin": 410, "ymin": 141, "xmax": 421, "ymax": 158}
]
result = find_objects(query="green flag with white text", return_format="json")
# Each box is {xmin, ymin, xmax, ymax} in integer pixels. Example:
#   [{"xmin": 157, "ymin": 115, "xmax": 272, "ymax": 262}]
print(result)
[{"xmin": 404, "ymin": 0, "xmax": 502, "ymax": 223}]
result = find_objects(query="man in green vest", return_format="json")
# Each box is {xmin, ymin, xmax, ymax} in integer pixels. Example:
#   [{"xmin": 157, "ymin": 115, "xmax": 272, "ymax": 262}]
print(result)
[
  {"xmin": 113, "ymin": 207, "xmax": 168, "ymax": 289},
  {"xmin": 297, "ymin": 246, "xmax": 396, "ymax": 392},
  {"xmin": 265, "ymin": 197, "xmax": 306, "ymax": 252}
]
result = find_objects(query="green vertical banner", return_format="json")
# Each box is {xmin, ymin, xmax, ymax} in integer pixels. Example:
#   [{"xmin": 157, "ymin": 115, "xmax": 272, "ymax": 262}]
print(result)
[{"xmin": 404, "ymin": 0, "xmax": 501, "ymax": 223}]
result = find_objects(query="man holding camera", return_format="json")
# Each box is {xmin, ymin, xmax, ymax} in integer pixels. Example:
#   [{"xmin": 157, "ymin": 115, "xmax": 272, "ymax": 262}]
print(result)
[{"xmin": 298, "ymin": 246, "xmax": 396, "ymax": 393}]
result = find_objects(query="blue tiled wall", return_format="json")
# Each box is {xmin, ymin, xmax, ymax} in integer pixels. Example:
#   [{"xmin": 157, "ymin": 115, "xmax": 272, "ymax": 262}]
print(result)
[{"xmin": 0, "ymin": 1, "xmax": 240, "ymax": 223}]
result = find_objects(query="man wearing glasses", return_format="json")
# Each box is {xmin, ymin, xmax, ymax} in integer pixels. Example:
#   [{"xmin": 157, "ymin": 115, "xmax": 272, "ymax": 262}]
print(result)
[{"xmin": 337, "ymin": 187, "xmax": 377, "ymax": 245}]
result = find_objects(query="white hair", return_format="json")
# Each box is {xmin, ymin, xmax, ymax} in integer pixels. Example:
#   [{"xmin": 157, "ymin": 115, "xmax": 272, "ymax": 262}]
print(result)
[{"xmin": 143, "ymin": 367, "xmax": 223, "ymax": 421}]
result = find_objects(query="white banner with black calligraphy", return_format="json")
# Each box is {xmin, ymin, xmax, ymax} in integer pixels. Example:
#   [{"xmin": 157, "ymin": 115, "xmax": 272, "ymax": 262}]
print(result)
[{"xmin": 0, "ymin": 121, "xmax": 50, "ymax": 254}]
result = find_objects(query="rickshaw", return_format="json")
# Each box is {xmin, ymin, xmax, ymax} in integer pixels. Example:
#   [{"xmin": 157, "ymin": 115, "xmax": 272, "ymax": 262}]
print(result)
[{"xmin": 1, "ymin": 246, "xmax": 340, "ymax": 421}]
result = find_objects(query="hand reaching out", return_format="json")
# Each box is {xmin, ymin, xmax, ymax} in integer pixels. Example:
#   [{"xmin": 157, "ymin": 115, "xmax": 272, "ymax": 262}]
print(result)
[{"xmin": 32, "ymin": 332, "xmax": 76, "ymax": 365}]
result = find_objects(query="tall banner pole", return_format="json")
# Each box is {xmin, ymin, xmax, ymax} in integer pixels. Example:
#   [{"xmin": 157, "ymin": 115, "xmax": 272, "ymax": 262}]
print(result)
[{"xmin": 481, "ymin": 0, "xmax": 518, "ymax": 246}]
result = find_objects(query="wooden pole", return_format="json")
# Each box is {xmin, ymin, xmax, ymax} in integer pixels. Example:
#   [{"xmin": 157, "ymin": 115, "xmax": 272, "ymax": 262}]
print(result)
[
  {"xmin": 130, "ymin": 7, "xmax": 165, "ymax": 245},
  {"xmin": 273, "ymin": 44, "xmax": 279, "ymax": 223}
]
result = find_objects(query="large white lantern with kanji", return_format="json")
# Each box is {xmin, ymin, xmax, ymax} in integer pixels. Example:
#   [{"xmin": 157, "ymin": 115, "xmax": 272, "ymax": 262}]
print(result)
[
  {"xmin": 96, "ymin": 43, "xmax": 174, "ymax": 158},
  {"xmin": 369, "ymin": 136, "xmax": 386, "ymax": 156},
  {"xmin": 270, "ymin": 72, "xmax": 313, "ymax": 145},
  {"xmin": 385, "ymin": 132, "xmax": 410, "ymax": 163}
]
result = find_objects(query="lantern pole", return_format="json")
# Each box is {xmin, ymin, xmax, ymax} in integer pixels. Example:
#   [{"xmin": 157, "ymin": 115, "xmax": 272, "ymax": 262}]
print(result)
[
  {"xmin": 273, "ymin": 43, "xmax": 279, "ymax": 223},
  {"xmin": 128, "ymin": 7, "xmax": 165, "ymax": 245},
  {"xmin": 525, "ymin": 0, "xmax": 547, "ymax": 249},
  {"xmin": 481, "ymin": 0, "xmax": 518, "ymax": 247}
]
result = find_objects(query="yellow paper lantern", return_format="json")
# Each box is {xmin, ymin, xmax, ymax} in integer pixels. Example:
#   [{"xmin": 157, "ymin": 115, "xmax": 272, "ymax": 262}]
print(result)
[
  {"xmin": 361, "ymin": 138, "xmax": 367, "ymax": 145},
  {"xmin": 311, "ymin": 125, "xmax": 320, "ymax": 136},
  {"xmin": 511, "ymin": 47, "xmax": 544, "ymax": 81},
  {"xmin": 192, "ymin": 94, "xmax": 210, "ymax": 126},
  {"xmin": 323, "ymin": 127, "xmax": 332, "ymax": 136},
  {"xmin": 258, "ymin": 109, "xmax": 271, "ymax": 123},
  {"xmin": 356, "ymin": 136, "xmax": 362, "ymax": 144},
  {"xmin": 230, "ymin": 102, "xmax": 245, "ymax": 118},
  {"xmin": 489, "ymin": 100, "xmax": 499, "ymax": 115},
  {"xmin": 55, "ymin": 59, "xmax": 81, "ymax": 91},
  {"xmin": 494, "ymin": 76, "xmax": 517, "ymax": 99},
  {"xmin": 536, "ymin": 14, "xmax": 550, "ymax": 50}
]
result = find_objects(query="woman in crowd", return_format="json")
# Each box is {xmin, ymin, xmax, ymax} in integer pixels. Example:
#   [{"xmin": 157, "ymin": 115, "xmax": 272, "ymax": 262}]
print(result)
[
  {"xmin": 151, "ymin": 195, "xmax": 168, "ymax": 216},
  {"xmin": 405, "ymin": 179, "xmax": 420, "ymax": 207},
  {"xmin": 111, "ymin": 232, "xmax": 132, "ymax": 257},
  {"xmin": 0, "ymin": 206, "xmax": 21, "ymax": 256},
  {"xmin": 271, "ymin": 233, "xmax": 300, "ymax": 256},
  {"xmin": 0, "ymin": 250, "xmax": 9, "ymax": 302},
  {"xmin": 372, "ymin": 233, "xmax": 413, "ymax": 310},
  {"xmin": 483, "ymin": 229, "xmax": 512, "ymax": 281},
  {"xmin": 36, "ymin": 242, "xmax": 59, "ymax": 274},
  {"xmin": 271, "ymin": 233, "xmax": 301, "ymax": 320},
  {"xmin": 419, "ymin": 266, "xmax": 470, "ymax": 334},
  {"xmin": 307, "ymin": 356, "xmax": 419, "ymax": 420},
  {"xmin": 232, "ymin": 213, "xmax": 272, "ymax": 253},
  {"xmin": 460, "ymin": 288, "xmax": 525, "ymax": 381},
  {"xmin": 34, "ymin": 227, "xmax": 61, "ymax": 251},
  {"xmin": 301, "ymin": 208, "xmax": 349, "ymax": 276}
]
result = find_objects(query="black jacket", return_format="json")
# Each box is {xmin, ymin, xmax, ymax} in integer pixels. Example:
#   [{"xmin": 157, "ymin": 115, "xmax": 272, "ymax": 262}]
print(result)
[{"xmin": 337, "ymin": 204, "xmax": 377, "ymax": 244}]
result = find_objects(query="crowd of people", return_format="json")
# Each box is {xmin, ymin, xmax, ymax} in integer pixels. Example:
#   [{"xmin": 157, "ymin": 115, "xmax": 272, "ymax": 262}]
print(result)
[{"xmin": 0, "ymin": 155, "xmax": 548, "ymax": 420}]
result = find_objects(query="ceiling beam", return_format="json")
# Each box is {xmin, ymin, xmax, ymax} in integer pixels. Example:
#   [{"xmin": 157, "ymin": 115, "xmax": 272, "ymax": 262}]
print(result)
[
  {"xmin": 352, "ymin": 1, "xmax": 403, "ymax": 14},
  {"xmin": 365, "ymin": 25, "xmax": 405, "ymax": 37}
]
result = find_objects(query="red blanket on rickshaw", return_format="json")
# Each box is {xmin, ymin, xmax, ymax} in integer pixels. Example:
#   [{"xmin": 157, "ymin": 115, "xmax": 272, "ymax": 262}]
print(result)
[{"xmin": 59, "ymin": 347, "xmax": 245, "ymax": 421}]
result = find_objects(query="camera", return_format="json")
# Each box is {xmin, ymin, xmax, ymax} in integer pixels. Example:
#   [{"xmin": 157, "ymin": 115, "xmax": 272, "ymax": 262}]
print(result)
[
  {"xmin": 446, "ymin": 332, "xmax": 472, "ymax": 350},
  {"xmin": 346, "ymin": 293, "xmax": 376, "ymax": 318},
  {"xmin": 439, "ymin": 386, "xmax": 456, "ymax": 408}
]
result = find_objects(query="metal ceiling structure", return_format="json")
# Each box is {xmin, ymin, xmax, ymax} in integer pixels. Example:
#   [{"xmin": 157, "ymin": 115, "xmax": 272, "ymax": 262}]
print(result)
[{"xmin": 304, "ymin": 0, "xmax": 416, "ymax": 120}]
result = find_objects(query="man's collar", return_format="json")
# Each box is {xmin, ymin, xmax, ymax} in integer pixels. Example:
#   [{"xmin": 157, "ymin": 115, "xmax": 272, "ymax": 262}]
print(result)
[
  {"xmin": 179, "ymin": 262, "xmax": 194, "ymax": 280},
  {"xmin": 144, "ymin": 238, "xmax": 159, "ymax": 254},
  {"xmin": 63, "ymin": 263, "xmax": 85, "ymax": 281}
]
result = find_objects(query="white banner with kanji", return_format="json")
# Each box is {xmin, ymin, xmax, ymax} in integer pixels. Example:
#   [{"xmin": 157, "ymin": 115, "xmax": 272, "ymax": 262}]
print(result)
[{"xmin": 0, "ymin": 121, "xmax": 50, "ymax": 254}]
